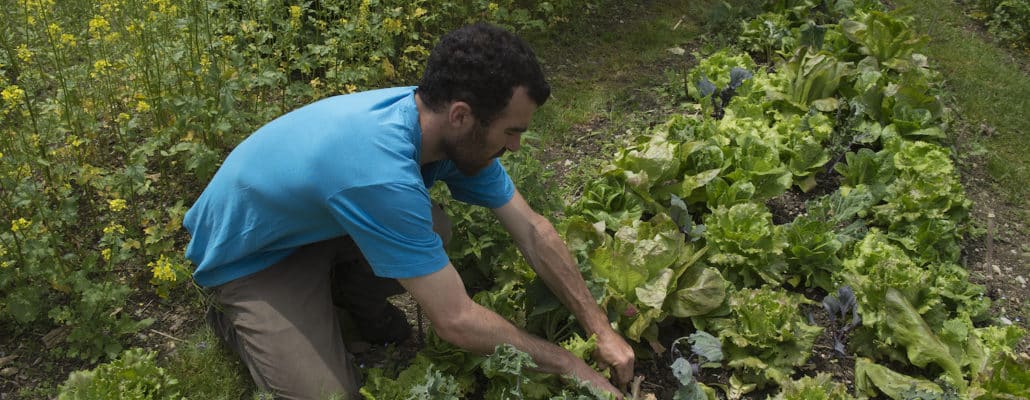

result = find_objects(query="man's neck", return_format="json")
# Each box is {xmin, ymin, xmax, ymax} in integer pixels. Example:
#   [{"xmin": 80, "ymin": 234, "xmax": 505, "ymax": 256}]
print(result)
[{"xmin": 415, "ymin": 93, "xmax": 446, "ymax": 166}]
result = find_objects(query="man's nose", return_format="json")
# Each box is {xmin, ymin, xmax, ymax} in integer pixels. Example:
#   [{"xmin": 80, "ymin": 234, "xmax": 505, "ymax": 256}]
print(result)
[{"xmin": 505, "ymin": 133, "xmax": 522, "ymax": 152}]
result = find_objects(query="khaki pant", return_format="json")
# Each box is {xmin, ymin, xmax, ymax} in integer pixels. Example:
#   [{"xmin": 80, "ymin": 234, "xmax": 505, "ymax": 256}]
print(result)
[{"xmin": 207, "ymin": 205, "xmax": 451, "ymax": 400}]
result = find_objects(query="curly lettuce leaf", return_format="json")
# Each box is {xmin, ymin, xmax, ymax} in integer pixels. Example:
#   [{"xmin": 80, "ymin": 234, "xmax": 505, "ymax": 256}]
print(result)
[
  {"xmin": 706, "ymin": 287, "xmax": 823, "ymax": 389},
  {"xmin": 703, "ymin": 203, "xmax": 788, "ymax": 288}
]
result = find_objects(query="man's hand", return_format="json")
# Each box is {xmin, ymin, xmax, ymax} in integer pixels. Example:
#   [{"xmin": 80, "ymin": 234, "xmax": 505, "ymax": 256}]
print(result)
[
  {"xmin": 566, "ymin": 358, "xmax": 624, "ymax": 399},
  {"xmin": 593, "ymin": 328, "xmax": 635, "ymax": 389}
]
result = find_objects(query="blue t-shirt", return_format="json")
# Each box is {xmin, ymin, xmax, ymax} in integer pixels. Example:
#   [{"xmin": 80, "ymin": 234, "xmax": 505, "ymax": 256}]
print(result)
[{"xmin": 183, "ymin": 87, "xmax": 515, "ymax": 287}]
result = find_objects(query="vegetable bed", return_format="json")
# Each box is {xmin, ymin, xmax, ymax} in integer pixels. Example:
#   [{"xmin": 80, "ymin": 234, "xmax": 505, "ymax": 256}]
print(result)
[{"xmin": 360, "ymin": 2, "xmax": 1029, "ymax": 399}]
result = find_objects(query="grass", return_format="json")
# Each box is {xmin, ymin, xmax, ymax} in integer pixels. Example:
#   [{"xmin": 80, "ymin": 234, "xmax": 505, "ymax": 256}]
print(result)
[
  {"xmin": 892, "ymin": 0, "xmax": 1030, "ymax": 223},
  {"xmin": 522, "ymin": 0, "xmax": 720, "ymax": 200},
  {"xmin": 163, "ymin": 328, "xmax": 255, "ymax": 399}
]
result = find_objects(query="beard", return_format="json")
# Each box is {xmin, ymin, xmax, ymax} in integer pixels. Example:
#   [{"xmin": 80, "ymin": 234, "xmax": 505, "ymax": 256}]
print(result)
[{"xmin": 444, "ymin": 123, "xmax": 499, "ymax": 176}]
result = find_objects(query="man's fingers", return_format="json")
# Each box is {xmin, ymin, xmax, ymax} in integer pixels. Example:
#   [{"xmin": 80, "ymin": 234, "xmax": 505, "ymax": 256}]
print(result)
[{"xmin": 615, "ymin": 360, "xmax": 634, "ymax": 386}]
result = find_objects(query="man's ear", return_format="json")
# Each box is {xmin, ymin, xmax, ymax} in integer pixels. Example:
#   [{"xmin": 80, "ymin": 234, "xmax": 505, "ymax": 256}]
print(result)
[{"xmin": 447, "ymin": 101, "xmax": 474, "ymax": 130}]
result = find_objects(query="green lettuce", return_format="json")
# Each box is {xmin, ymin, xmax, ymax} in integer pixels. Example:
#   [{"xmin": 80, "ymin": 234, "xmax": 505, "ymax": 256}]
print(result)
[
  {"xmin": 770, "ymin": 373, "xmax": 855, "ymax": 400},
  {"xmin": 703, "ymin": 287, "xmax": 823, "ymax": 390},
  {"xmin": 724, "ymin": 133, "xmax": 793, "ymax": 201},
  {"xmin": 772, "ymin": 112, "xmax": 834, "ymax": 191},
  {"xmin": 703, "ymin": 202, "xmax": 788, "ymax": 288},
  {"xmin": 687, "ymin": 50, "xmax": 758, "ymax": 102},
  {"xmin": 854, "ymin": 357, "xmax": 943, "ymax": 400},
  {"xmin": 875, "ymin": 140, "xmax": 970, "ymax": 263},
  {"xmin": 782, "ymin": 214, "xmax": 843, "ymax": 291},
  {"xmin": 840, "ymin": 10, "xmax": 928, "ymax": 71},
  {"xmin": 766, "ymin": 48, "xmax": 851, "ymax": 113},
  {"xmin": 360, "ymin": 354, "xmax": 467, "ymax": 400}
]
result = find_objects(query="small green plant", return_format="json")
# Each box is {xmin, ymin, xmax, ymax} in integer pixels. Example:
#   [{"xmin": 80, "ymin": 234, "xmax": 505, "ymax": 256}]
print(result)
[{"xmin": 57, "ymin": 348, "xmax": 181, "ymax": 400}]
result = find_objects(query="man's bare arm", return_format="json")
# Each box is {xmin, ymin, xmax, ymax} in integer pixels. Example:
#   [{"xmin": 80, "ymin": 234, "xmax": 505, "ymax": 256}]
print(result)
[
  {"xmin": 492, "ymin": 190, "xmax": 635, "ymax": 386},
  {"xmin": 398, "ymin": 264, "xmax": 621, "ymax": 396}
]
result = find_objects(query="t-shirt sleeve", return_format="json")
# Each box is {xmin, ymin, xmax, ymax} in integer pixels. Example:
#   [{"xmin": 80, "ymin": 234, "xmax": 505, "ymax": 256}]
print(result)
[
  {"xmin": 443, "ymin": 159, "xmax": 515, "ymax": 209},
  {"xmin": 327, "ymin": 183, "xmax": 450, "ymax": 279}
]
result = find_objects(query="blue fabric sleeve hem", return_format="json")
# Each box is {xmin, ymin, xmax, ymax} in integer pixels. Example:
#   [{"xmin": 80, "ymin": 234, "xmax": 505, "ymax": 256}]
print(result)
[{"xmin": 371, "ymin": 254, "xmax": 450, "ymax": 279}]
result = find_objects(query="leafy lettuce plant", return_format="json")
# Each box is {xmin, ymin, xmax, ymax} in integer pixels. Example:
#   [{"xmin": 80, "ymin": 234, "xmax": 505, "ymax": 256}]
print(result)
[
  {"xmin": 874, "ymin": 140, "xmax": 970, "ymax": 263},
  {"xmin": 838, "ymin": 232, "xmax": 996, "ymax": 392},
  {"xmin": 834, "ymin": 147, "xmax": 896, "ymax": 202},
  {"xmin": 854, "ymin": 357, "xmax": 944, "ymax": 400},
  {"xmin": 686, "ymin": 50, "xmax": 759, "ymax": 103},
  {"xmin": 765, "ymin": 47, "xmax": 852, "ymax": 113},
  {"xmin": 703, "ymin": 202, "xmax": 788, "ymax": 288},
  {"xmin": 840, "ymin": 10, "xmax": 928, "ymax": 71},
  {"xmin": 723, "ymin": 133, "xmax": 793, "ymax": 201},
  {"xmin": 772, "ymin": 111, "xmax": 834, "ymax": 191},
  {"xmin": 566, "ymin": 174, "xmax": 645, "ymax": 231},
  {"xmin": 782, "ymin": 214, "xmax": 843, "ymax": 291},
  {"xmin": 587, "ymin": 214, "xmax": 706, "ymax": 346},
  {"xmin": 360, "ymin": 354, "xmax": 466, "ymax": 400},
  {"xmin": 57, "ymin": 348, "xmax": 181, "ymax": 400},
  {"xmin": 770, "ymin": 373, "xmax": 855, "ymax": 400},
  {"xmin": 701, "ymin": 287, "xmax": 823, "ymax": 392},
  {"xmin": 739, "ymin": 12, "xmax": 797, "ymax": 61}
]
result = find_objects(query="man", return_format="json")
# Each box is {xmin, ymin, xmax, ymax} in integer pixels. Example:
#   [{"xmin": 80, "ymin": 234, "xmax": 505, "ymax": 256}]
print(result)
[{"xmin": 183, "ymin": 23, "xmax": 634, "ymax": 399}]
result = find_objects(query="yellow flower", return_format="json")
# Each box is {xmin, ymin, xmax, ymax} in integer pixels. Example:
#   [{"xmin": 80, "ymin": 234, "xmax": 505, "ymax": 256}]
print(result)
[
  {"xmin": 108, "ymin": 198, "xmax": 127, "ymax": 212},
  {"xmin": 412, "ymin": 7, "xmax": 427, "ymax": 18},
  {"xmin": 92, "ymin": 59, "xmax": 111, "ymax": 76},
  {"xmin": 60, "ymin": 33, "xmax": 77, "ymax": 47},
  {"xmin": 47, "ymin": 23, "xmax": 62, "ymax": 40},
  {"xmin": 135, "ymin": 100, "xmax": 151, "ymax": 112},
  {"xmin": 102, "ymin": 248, "xmax": 112, "ymax": 261},
  {"xmin": 383, "ymin": 18, "xmax": 403, "ymax": 34},
  {"xmin": 10, "ymin": 218, "xmax": 31, "ymax": 233},
  {"xmin": 2, "ymin": 85, "xmax": 25, "ymax": 104},
  {"xmin": 88, "ymin": 16, "xmax": 110, "ymax": 39},
  {"xmin": 345, "ymin": 84, "xmax": 358, "ymax": 93},
  {"xmin": 289, "ymin": 5, "xmax": 302, "ymax": 27},
  {"xmin": 65, "ymin": 134, "xmax": 85, "ymax": 147},
  {"xmin": 103, "ymin": 223, "xmax": 126, "ymax": 235},
  {"xmin": 15, "ymin": 45, "xmax": 32, "ymax": 63},
  {"xmin": 149, "ymin": 255, "xmax": 177, "ymax": 282},
  {"xmin": 117, "ymin": 112, "xmax": 131, "ymax": 122},
  {"xmin": 487, "ymin": 2, "xmax": 499, "ymax": 14}
]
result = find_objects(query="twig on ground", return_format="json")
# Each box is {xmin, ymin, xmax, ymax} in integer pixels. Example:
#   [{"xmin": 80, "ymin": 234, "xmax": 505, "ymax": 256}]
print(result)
[{"xmin": 149, "ymin": 329, "xmax": 186, "ymax": 343}]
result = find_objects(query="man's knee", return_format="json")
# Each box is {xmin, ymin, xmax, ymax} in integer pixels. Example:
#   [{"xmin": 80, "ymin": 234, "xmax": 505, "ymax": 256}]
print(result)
[{"xmin": 431, "ymin": 202, "xmax": 452, "ymax": 247}]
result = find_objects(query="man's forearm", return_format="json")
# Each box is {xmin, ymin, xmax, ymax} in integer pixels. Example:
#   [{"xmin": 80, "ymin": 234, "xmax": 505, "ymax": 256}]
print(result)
[
  {"xmin": 518, "ymin": 215, "xmax": 612, "ymax": 336},
  {"xmin": 436, "ymin": 299, "xmax": 580, "ymax": 375}
]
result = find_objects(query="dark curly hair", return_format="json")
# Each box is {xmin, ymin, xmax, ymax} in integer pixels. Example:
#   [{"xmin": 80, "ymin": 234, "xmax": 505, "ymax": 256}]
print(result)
[{"xmin": 417, "ymin": 23, "xmax": 550, "ymax": 125}]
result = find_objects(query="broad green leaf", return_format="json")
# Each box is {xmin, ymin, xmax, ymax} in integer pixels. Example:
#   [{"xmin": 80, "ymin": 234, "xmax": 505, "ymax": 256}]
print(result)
[
  {"xmin": 883, "ymin": 288, "xmax": 964, "ymax": 388},
  {"xmin": 669, "ymin": 267, "xmax": 728, "ymax": 318},
  {"xmin": 854, "ymin": 358, "xmax": 942, "ymax": 399},
  {"xmin": 689, "ymin": 331, "xmax": 724, "ymax": 363},
  {"xmin": 590, "ymin": 214, "xmax": 685, "ymax": 302},
  {"xmin": 636, "ymin": 268, "xmax": 674, "ymax": 310}
]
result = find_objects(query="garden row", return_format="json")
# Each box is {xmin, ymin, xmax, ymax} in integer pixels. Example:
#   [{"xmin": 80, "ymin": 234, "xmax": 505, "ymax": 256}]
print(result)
[{"xmin": 359, "ymin": 1, "xmax": 1029, "ymax": 399}]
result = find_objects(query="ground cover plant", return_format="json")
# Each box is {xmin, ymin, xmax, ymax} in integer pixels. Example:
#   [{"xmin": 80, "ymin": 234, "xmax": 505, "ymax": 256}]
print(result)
[{"xmin": 2, "ymin": 0, "xmax": 1028, "ymax": 398}]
